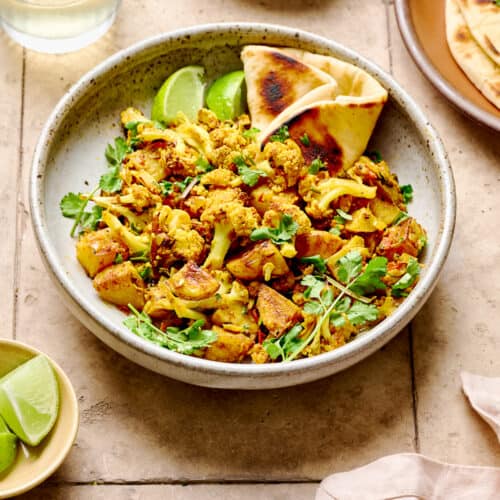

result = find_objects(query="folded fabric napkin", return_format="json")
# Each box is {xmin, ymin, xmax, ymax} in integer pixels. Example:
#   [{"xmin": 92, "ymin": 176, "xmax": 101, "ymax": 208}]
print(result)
[{"xmin": 316, "ymin": 372, "xmax": 500, "ymax": 500}]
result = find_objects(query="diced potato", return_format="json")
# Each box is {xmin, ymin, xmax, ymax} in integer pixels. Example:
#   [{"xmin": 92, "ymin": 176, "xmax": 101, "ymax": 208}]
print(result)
[
  {"xmin": 76, "ymin": 228, "xmax": 129, "ymax": 278},
  {"xmin": 169, "ymin": 261, "xmax": 219, "ymax": 300},
  {"xmin": 377, "ymin": 218, "xmax": 426, "ymax": 260},
  {"xmin": 256, "ymin": 284, "xmax": 302, "ymax": 335},
  {"xmin": 204, "ymin": 326, "xmax": 254, "ymax": 362},
  {"xmin": 369, "ymin": 198, "xmax": 401, "ymax": 226},
  {"xmin": 226, "ymin": 241, "xmax": 289, "ymax": 280},
  {"xmin": 295, "ymin": 230, "xmax": 343, "ymax": 258},
  {"xmin": 93, "ymin": 261, "xmax": 145, "ymax": 309},
  {"xmin": 250, "ymin": 185, "xmax": 298, "ymax": 215},
  {"xmin": 326, "ymin": 235, "xmax": 369, "ymax": 274}
]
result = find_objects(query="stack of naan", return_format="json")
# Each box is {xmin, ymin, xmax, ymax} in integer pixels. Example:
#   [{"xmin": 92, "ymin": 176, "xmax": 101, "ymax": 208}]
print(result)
[
  {"xmin": 446, "ymin": 0, "xmax": 500, "ymax": 109},
  {"xmin": 241, "ymin": 46, "xmax": 388, "ymax": 172}
]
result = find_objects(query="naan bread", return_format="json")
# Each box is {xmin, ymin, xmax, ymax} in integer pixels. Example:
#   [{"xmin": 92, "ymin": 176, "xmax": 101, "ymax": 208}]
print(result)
[
  {"xmin": 241, "ymin": 45, "xmax": 335, "ymax": 131},
  {"xmin": 456, "ymin": 0, "xmax": 500, "ymax": 66},
  {"xmin": 446, "ymin": 0, "xmax": 500, "ymax": 109},
  {"xmin": 247, "ymin": 47, "xmax": 388, "ymax": 172}
]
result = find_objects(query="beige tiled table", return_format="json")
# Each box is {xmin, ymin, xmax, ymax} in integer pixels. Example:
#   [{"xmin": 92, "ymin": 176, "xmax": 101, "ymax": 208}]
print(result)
[{"xmin": 1, "ymin": 1, "xmax": 499, "ymax": 498}]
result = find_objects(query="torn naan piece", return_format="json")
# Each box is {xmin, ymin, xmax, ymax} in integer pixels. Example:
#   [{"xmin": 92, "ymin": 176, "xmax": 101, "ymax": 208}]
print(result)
[
  {"xmin": 446, "ymin": 0, "xmax": 500, "ymax": 109},
  {"xmin": 255, "ymin": 48, "xmax": 388, "ymax": 173},
  {"xmin": 241, "ymin": 45, "xmax": 335, "ymax": 131},
  {"xmin": 456, "ymin": 0, "xmax": 500, "ymax": 66}
]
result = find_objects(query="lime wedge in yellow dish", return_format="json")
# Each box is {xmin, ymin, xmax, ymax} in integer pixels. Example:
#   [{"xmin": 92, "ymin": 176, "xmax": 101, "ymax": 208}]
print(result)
[
  {"xmin": 0, "ymin": 355, "xmax": 60, "ymax": 447},
  {"xmin": 0, "ymin": 415, "xmax": 17, "ymax": 474},
  {"xmin": 151, "ymin": 65, "xmax": 206, "ymax": 124},
  {"xmin": 206, "ymin": 70, "xmax": 247, "ymax": 120}
]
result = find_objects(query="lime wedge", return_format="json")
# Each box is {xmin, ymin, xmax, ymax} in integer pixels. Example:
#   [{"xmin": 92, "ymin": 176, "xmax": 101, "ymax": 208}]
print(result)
[
  {"xmin": 0, "ymin": 355, "xmax": 60, "ymax": 447},
  {"xmin": 206, "ymin": 70, "xmax": 247, "ymax": 120},
  {"xmin": 151, "ymin": 65, "xmax": 206, "ymax": 124},
  {"xmin": 0, "ymin": 415, "xmax": 17, "ymax": 474}
]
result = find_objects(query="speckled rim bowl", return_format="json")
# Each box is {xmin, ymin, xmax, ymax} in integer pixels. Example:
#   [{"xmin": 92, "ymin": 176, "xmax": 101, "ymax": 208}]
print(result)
[
  {"xmin": 0, "ymin": 339, "xmax": 79, "ymax": 498},
  {"xmin": 30, "ymin": 23, "xmax": 456, "ymax": 390}
]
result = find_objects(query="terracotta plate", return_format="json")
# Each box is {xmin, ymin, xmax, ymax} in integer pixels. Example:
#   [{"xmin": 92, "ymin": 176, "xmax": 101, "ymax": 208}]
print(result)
[{"xmin": 395, "ymin": 0, "xmax": 500, "ymax": 132}]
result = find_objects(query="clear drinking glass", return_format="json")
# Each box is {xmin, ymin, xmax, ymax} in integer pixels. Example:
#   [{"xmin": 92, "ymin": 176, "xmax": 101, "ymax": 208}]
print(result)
[{"xmin": 0, "ymin": 0, "xmax": 121, "ymax": 53}]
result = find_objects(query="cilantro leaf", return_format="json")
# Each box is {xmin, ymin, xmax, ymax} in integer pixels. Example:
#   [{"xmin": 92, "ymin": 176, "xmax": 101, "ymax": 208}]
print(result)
[
  {"xmin": 242, "ymin": 127, "xmax": 260, "ymax": 140},
  {"xmin": 250, "ymin": 214, "xmax": 299, "ymax": 245},
  {"xmin": 195, "ymin": 156, "xmax": 214, "ymax": 174},
  {"xmin": 300, "ymin": 133, "xmax": 310, "ymax": 146},
  {"xmin": 337, "ymin": 250, "xmax": 363, "ymax": 283},
  {"xmin": 159, "ymin": 180, "xmax": 173, "ymax": 196},
  {"xmin": 238, "ymin": 165, "xmax": 267, "ymax": 186},
  {"xmin": 60, "ymin": 189, "xmax": 102, "ymax": 236},
  {"xmin": 105, "ymin": 137, "xmax": 131, "ymax": 167},
  {"xmin": 60, "ymin": 192, "xmax": 86, "ymax": 218},
  {"xmin": 114, "ymin": 253, "xmax": 124, "ymax": 264},
  {"xmin": 299, "ymin": 255, "xmax": 327, "ymax": 274},
  {"xmin": 392, "ymin": 258, "xmax": 420, "ymax": 297},
  {"xmin": 80, "ymin": 205, "xmax": 103, "ymax": 231},
  {"xmin": 346, "ymin": 301, "xmax": 379, "ymax": 326},
  {"xmin": 301, "ymin": 275, "xmax": 325, "ymax": 300},
  {"xmin": 234, "ymin": 156, "xmax": 267, "ymax": 187},
  {"xmin": 309, "ymin": 157, "xmax": 325, "ymax": 175},
  {"xmin": 350, "ymin": 256, "xmax": 388, "ymax": 296},
  {"xmin": 304, "ymin": 301, "xmax": 324, "ymax": 315},
  {"xmin": 99, "ymin": 165, "xmax": 122, "ymax": 193},
  {"xmin": 263, "ymin": 324, "xmax": 304, "ymax": 361},
  {"xmin": 401, "ymin": 184, "xmax": 413, "ymax": 204},
  {"xmin": 269, "ymin": 125, "xmax": 290, "ymax": 143},
  {"xmin": 124, "ymin": 306, "xmax": 217, "ymax": 355}
]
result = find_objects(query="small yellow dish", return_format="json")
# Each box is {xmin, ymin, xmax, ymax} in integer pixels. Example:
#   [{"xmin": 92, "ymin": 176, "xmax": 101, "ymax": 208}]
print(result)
[{"xmin": 0, "ymin": 339, "xmax": 79, "ymax": 499}]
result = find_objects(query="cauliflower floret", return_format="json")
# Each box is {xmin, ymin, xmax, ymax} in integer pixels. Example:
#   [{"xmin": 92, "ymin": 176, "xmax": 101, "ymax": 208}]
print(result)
[
  {"xmin": 299, "ymin": 175, "xmax": 377, "ymax": 219},
  {"xmin": 154, "ymin": 206, "xmax": 205, "ymax": 264},
  {"xmin": 92, "ymin": 194, "xmax": 151, "ymax": 231},
  {"xmin": 201, "ymin": 188, "xmax": 260, "ymax": 269},
  {"xmin": 101, "ymin": 210, "xmax": 150, "ymax": 255},
  {"xmin": 250, "ymin": 185, "xmax": 299, "ymax": 215},
  {"xmin": 197, "ymin": 108, "xmax": 220, "ymax": 131},
  {"xmin": 200, "ymin": 167, "xmax": 242, "ymax": 188},
  {"xmin": 120, "ymin": 107, "xmax": 149, "ymax": 127},
  {"xmin": 262, "ymin": 202, "xmax": 311, "ymax": 235},
  {"xmin": 118, "ymin": 184, "xmax": 162, "ymax": 213},
  {"xmin": 263, "ymin": 139, "xmax": 305, "ymax": 188}
]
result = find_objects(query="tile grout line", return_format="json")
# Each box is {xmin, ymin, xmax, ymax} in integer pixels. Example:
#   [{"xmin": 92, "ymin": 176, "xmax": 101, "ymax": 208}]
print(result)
[
  {"xmin": 41, "ymin": 479, "xmax": 321, "ymax": 487},
  {"xmin": 409, "ymin": 322, "xmax": 420, "ymax": 453},
  {"xmin": 384, "ymin": 0, "xmax": 420, "ymax": 453},
  {"xmin": 12, "ymin": 47, "xmax": 26, "ymax": 341},
  {"xmin": 384, "ymin": 0, "xmax": 394, "ymax": 75}
]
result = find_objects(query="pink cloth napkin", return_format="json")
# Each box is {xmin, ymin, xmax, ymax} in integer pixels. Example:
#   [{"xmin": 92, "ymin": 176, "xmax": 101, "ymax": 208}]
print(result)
[
  {"xmin": 461, "ymin": 372, "xmax": 500, "ymax": 443},
  {"xmin": 316, "ymin": 372, "xmax": 500, "ymax": 500}
]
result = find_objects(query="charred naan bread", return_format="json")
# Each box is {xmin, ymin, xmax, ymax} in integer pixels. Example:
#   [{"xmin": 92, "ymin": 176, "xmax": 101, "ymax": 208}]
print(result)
[
  {"xmin": 456, "ymin": 0, "xmax": 500, "ymax": 66},
  {"xmin": 245, "ymin": 46, "xmax": 388, "ymax": 173},
  {"xmin": 446, "ymin": 0, "xmax": 500, "ymax": 109},
  {"xmin": 241, "ymin": 45, "xmax": 335, "ymax": 131}
]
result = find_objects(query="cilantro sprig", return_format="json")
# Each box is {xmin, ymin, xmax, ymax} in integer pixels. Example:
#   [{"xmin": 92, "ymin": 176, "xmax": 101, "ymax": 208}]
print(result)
[
  {"xmin": 264, "ymin": 250, "xmax": 388, "ymax": 362},
  {"xmin": 60, "ymin": 187, "xmax": 102, "ymax": 237},
  {"xmin": 124, "ymin": 305, "xmax": 217, "ymax": 355},
  {"xmin": 392, "ymin": 258, "xmax": 420, "ymax": 297},
  {"xmin": 234, "ymin": 155, "xmax": 267, "ymax": 187},
  {"xmin": 250, "ymin": 214, "xmax": 299, "ymax": 245},
  {"xmin": 400, "ymin": 184, "xmax": 413, "ymax": 204},
  {"xmin": 269, "ymin": 125, "xmax": 290, "ymax": 143}
]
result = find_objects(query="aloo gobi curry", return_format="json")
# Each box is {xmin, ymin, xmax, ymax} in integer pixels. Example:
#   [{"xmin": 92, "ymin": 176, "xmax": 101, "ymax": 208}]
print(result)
[{"xmin": 61, "ymin": 46, "xmax": 427, "ymax": 363}]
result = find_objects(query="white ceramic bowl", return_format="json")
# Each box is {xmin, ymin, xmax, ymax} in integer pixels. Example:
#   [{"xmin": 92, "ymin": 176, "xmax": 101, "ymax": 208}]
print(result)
[{"xmin": 30, "ymin": 23, "xmax": 455, "ymax": 389}]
